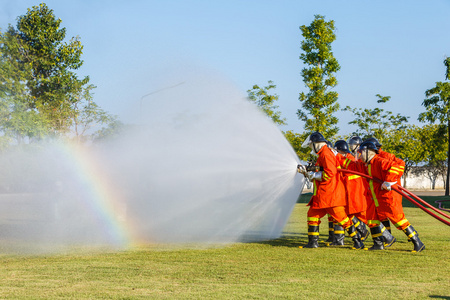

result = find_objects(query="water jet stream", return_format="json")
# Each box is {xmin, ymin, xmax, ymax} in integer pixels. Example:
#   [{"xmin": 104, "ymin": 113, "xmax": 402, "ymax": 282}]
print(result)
[{"xmin": 0, "ymin": 73, "xmax": 304, "ymax": 254}]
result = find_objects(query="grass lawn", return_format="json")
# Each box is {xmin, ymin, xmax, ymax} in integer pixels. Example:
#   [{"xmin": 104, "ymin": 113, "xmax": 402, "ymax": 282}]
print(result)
[{"xmin": 0, "ymin": 197, "xmax": 449, "ymax": 299}]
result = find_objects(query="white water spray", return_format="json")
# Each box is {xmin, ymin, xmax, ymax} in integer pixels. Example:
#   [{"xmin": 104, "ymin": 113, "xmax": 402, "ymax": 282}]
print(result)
[{"xmin": 0, "ymin": 71, "xmax": 304, "ymax": 253}]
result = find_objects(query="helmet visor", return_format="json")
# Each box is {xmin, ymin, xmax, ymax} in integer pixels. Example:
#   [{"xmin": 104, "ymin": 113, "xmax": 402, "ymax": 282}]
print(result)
[
  {"xmin": 349, "ymin": 144, "xmax": 359, "ymax": 152},
  {"xmin": 357, "ymin": 147, "xmax": 374, "ymax": 163},
  {"xmin": 301, "ymin": 135, "xmax": 312, "ymax": 148}
]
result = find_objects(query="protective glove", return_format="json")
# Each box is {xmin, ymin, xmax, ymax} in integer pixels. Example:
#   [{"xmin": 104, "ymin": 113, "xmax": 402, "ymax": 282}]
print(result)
[
  {"xmin": 381, "ymin": 181, "xmax": 397, "ymax": 191},
  {"xmin": 307, "ymin": 171, "xmax": 322, "ymax": 181},
  {"xmin": 297, "ymin": 164, "xmax": 307, "ymax": 175}
]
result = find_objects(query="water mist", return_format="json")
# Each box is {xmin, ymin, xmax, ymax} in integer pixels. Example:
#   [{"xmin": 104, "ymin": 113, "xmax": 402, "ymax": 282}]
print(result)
[{"xmin": 0, "ymin": 72, "xmax": 305, "ymax": 254}]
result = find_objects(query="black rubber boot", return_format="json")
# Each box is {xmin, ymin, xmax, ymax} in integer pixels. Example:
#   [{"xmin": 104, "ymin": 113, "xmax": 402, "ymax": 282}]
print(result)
[
  {"xmin": 346, "ymin": 225, "xmax": 364, "ymax": 250},
  {"xmin": 325, "ymin": 221, "xmax": 334, "ymax": 246},
  {"xmin": 331, "ymin": 223, "xmax": 345, "ymax": 246},
  {"xmin": 408, "ymin": 229, "xmax": 418, "ymax": 242},
  {"xmin": 403, "ymin": 225, "xmax": 425, "ymax": 253},
  {"xmin": 402, "ymin": 222, "xmax": 419, "ymax": 242},
  {"xmin": 382, "ymin": 219, "xmax": 391, "ymax": 233},
  {"xmin": 352, "ymin": 216, "xmax": 369, "ymax": 242},
  {"xmin": 299, "ymin": 225, "xmax": 320, "ymax": 248},
  {"xmin": 381, "ymin": 223, "xmax": 396, "ymax": 248},
  {"xmin": 366, "ymin": 225, "xmax": 384, "ymax": 250}
]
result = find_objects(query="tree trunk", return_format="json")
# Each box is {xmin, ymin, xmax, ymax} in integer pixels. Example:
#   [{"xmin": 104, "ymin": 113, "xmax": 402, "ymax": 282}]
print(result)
[
  {"xmin": 403, "ymin": 166, "xmax": 408, "ymax": 188},
  {"xmin": 446, "ymin": 120, "xmax": 450, "ymax": 196}
]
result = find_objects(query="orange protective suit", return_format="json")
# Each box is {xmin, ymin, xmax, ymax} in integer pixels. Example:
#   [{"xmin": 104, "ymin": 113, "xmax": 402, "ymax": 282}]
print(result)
[
  {"xmin": 342, "ymin": 158, "xmax": 379, "ymax": 228},
  {"xmin": 372, "ymin": 149, "xmax": 405, "ymax": 225},
  {"xmin": 378, "ymin": 149, "xmax": 405, "ymax": 177},
  {"xmin": 338, "ymin": 153, "xmax": 367, "ymax": 218},
  {"xmin": 349, "ymin": 154, "xmax": 410, "ymax": 231},
  {"xmin": 307, "ymin": 146, "xmax": 352, "ymax": 229}
]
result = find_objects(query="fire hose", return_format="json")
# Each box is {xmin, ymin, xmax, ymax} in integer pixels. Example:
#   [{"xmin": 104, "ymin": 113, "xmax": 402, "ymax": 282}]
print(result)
[{"xmin": 337, "ymin": 169, "xmax": 450, "ymax": 227}]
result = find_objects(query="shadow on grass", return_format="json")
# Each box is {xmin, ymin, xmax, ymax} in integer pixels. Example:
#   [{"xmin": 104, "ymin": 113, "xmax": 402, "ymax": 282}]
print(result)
[
  {"xmin": 429, "ymin": 296, "xmax": 450, "ymax": 299},
  {"xmin": 257, "ymin": 232, "xmax": 307, "ymax": 248},
  {"xmin": 257, "ymin": 231, "xmax": 418, "ymax": 253}
]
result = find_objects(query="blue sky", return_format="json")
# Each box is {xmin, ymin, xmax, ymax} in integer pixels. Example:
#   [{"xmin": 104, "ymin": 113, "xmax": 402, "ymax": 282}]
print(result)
[{"xmin": 1, "ymin": 0, "xmax": 450, "ymax": 136}]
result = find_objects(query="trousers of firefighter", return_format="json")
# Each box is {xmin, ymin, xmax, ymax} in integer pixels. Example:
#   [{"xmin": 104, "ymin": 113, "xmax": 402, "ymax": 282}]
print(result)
[{"xmin": 298, "ymin": 133, "xmax": 425, "ymax": 253}]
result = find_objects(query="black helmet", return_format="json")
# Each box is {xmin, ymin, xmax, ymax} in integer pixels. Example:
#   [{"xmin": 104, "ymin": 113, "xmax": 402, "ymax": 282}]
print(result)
[
  {"xmin": 302, "ymin": 132, "xmax": 328, "ymax": 153},
  {"xmin": 326, "ymin": 140, "xmax": 333, "ymax": 148},
  {"xmin": 334, "ymin": 140, "xmax": 350, "ymax": 153},
  {"xmin": 364, "ymin": 137, "xmax": 382, "ymax": 149},
  {"xmin": 309, "ymin": 132, "xmax": 327, "ymax": 143},
  {"xmin": 358, "ymin": 141, "xmax": 379, "ymax": 153},
  {"xmin": 348, "ymin": 136, "xmax": 362, "ymax": 147}
]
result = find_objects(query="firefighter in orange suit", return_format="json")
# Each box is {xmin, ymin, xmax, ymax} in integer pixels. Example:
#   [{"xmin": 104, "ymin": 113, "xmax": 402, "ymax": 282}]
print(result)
[
  {"xmin": 297, "ymin": 132, "xmax": 364, "ymax": 249},
  {"xmin": 334, "ymin": 140, "xmax": 369, "ymax": 243},
  {"xmin": 341, "ymin": 144, "xmax": 396, "ymax": 250},
  {"xmin": 352, "ymin": 141, "xmax": 425, "ymax": 252},
  {"xmin": 364, "ymin": 137, "xmax": 405, "ymax": 234}
]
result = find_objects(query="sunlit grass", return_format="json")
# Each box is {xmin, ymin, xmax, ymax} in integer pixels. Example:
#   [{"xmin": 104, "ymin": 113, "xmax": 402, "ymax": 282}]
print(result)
[{"xmin": 0, "ymin": 202, "xmax": 449, "ymax": 299}]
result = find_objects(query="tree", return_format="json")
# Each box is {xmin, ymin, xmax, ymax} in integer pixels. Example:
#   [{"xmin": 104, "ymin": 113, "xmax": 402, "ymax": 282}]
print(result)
[
  {"xmin": 0, "ymin": 19, "xmax": 50, "ymax": 145},
  {"xmin": 343, "ymin": 94, "xmax": 409, "ymax": 143},
  {"xmin": 410, "ymin": 125, "xmax": 448, "ymax": 190},
  {"xmin": 69, "ymin": 83, "xmax": 119, "ymax": 143},
  {"xmin": 247, "ymin": 80, "xmax": 287, "ymax": 126},
  {"xmin": 93, "ymin": 119, "xmax": 125, "ymax": 142},
  {"xmin": 419, "ymin": 58, "xmax": 450, "ymax": 195},
  {"xmin": 13, "ymin": 3, "xmax": 88, "ymax": 133},
  {"xmin": 284, "ymin": 130, "xmax": 309, "ymax": 160},
  {"xmin": 344, "ymin": 94, "xmax": 414, "ymax": 185},
  {"xmin": 0, "ymin": 95, "xmax": 49, "ymax": 144},
  {"xmin": 411, "ymin": 165, "xmax": 443, "ymax": 190},
  {"xmin": 0, "ymin": 3, "xmax": 115, "ymax": 143},
  {"xmin": 384, "ymin": 125, "xmax": 424, "ymax": 187},
  {"xmin": 298, "ymin": 15, "xmax": 340, "ymax": 139}
]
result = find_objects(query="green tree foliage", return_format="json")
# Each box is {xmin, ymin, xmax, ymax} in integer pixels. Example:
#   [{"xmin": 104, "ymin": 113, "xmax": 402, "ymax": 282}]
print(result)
[
  {"xmin": 93, "ymin": 119, "xmax": 126, "ymax": 142},
  {"xmin": 70, "ymin": 83, "xmax": 119, "ymax": 143},
  {"xmin": 0, "ymin": 18, "xmax": 50, "ymax": 146},
  {"xmin": 283, "ymin": 130, "xmax": 307, "ymax": 160},
  {"xmin": 419, "ymin": 57, "xmax": 450, "ymax": 195},
  {"xmin": 416, "ymin": 125, "xmax": 448, "ymax": 166},
  {"xmin": 298, "ymin": 15, "xmax": 340, "ymax": 138},
  {"xmin": 344, "ymin": 94, "xmax": 415, "ymax": 184},
  {"xmin": 419, "ymin": 125, "xmax": 448, "ymax": 189},
  {"xmin": 0, "ymin": 3, "xmax": 115, "ymax": 143},
  {"xmin": 247, "ymin": 80, "xmax": 287, "ymax": 126},
  {"xmin": 409, "ymin": 125, "xmax": 448, "ymax": 189},
  {"xmin": 384, "ymin": 125, "xmax": 424, "ymax": 187},
  {"xmin": 343, "ymin": 94, "xmax": 409, "ymax": 143},
  {"xmin": 246, "ymin": 81, "xmax": 306, "ymax": 160},
  {"xmin": 11, "ymin": 3, "xmax": 86, "ymax": 132}
]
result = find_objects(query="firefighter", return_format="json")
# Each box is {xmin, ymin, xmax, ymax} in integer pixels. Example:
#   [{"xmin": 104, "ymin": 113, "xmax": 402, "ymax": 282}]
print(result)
[
  {"xmin": 334, "ymin": 140, "xmax": 369, "ymax": 243},
  {"xmin": 325, "ymin": 141, "xmax": 337, "ymax": 245},
  {"xmin": 297, "ymin": 132, "xmax": 364, "ymax": 250},
  {"xmin": 340, "ymin": 142, "xmax": 396, "ymax": 250},
  {"xmin": 354, "ymin": 141, "xmax": 425, "ymax": 252},
  {"xmin": 325, "ymin": 140, "xmax": 339, "ymax": 246},
  {"xmin": 364, "ymin": 137, "xmax": 405, "ymax": 236},
  {"xmin": 348, "ymin": 136, "xmax": 362, "ymax": 156}
]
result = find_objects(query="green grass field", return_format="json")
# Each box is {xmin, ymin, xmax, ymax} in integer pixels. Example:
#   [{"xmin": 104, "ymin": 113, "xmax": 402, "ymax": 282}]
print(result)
[{"xmin": 0, "ymin": 197, "xmax": 449, "ymax": 299}]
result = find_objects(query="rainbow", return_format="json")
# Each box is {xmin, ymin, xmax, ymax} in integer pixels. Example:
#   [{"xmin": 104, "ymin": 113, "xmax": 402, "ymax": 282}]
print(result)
[{"xmin": 57, "ymin": 141, "xmax": 137, "ymax": 248}]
